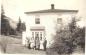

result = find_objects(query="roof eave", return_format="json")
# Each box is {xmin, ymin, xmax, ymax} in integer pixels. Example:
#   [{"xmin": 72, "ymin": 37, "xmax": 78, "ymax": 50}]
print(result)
[{"xmin": 24, "ymin": 9, "xmax": 78, "ymax": 14}]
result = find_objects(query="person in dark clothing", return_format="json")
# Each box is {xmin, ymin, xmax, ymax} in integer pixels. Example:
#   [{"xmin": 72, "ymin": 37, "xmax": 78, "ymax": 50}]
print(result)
[
  {"xmin": 43, "ymin": 38, "xmax": 47, "ymax": 51},
  {"xmin": 28, "ymin": 42, "xmax": 31, "ymax": 49},
  {"xmin": 26, "ymin": 37, "xmax": 31, "ymax": 49}
]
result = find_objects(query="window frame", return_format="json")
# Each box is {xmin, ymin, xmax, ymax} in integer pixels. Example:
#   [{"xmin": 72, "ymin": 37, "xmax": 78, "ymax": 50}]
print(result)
[
  {"xmin": 35, "ymin": 18, "xmax": 40, "ymax": 24},
  {"xmin": 57, "ymin": 18, "xmax": 62, "ymax": 24}
]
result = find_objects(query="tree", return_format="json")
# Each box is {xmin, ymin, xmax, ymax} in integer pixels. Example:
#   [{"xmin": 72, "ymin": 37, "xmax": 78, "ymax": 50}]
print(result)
[
  {"xmin": 16, "ymin": 17, "xmax": 22, "ymax": 33},
  {"xmin": 17, "ymin": 17, "xmax": 26, "ymax": 32},
  {"xmin": 72, "ymin": 27, "xmax": 85, "ymax": 52},
  {"xmin": 1, "ymin": 5, "xmax": 10, "ymax": 35},
  {"xmin": 51, "ymin": 17, "xmax": 85, "ymax": 55},
  {"xmin": 21, "ymin": 22, "xmax": 26, "ymax": 31},
  {"xmin": 68, "ymin": 17, "xmax": 85, "ymax": 52}
]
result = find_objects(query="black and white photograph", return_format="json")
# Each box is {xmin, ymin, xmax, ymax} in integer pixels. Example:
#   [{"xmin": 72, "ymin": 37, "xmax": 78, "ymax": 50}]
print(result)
[{"xmin": 0, "ymin": 0, "xmax": 85, "ymax": 55}]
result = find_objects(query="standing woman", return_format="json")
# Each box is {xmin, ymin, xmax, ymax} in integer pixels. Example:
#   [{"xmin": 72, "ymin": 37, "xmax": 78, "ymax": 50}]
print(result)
[
  {"xmin": 30, "ymin": 37, "xmax": 35, "ymax": 49},
  {"xmin": 40, "ymin": 37, "xmax": 44, "ymax": 50}
]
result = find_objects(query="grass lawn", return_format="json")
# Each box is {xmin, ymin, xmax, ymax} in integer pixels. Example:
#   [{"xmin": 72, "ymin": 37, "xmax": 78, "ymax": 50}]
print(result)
[
  {"xmin": 0, "ymin": 35, "xmax": 46, "ymax": 54},
  {"xmin": 0, "ymin": 35, "xmax": 22, "ymax": 44},
  {"xmin": 6, "ymin": 44, "xmax": 46, "ymax": 54},
  {"xmin": 0, "ymin": 35, "xmax": 84, "ymax": 55}
]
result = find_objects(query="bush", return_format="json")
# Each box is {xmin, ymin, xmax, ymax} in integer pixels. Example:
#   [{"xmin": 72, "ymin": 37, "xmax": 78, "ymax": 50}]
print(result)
[{"xmin": 51, "ymin": 17, "xmax": 85, "ymax": 54}]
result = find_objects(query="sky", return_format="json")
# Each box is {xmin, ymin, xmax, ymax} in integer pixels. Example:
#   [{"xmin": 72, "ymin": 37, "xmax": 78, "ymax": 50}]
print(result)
[{"xmin": 1, "ymin": 0, "xmax": 86, "ymax": 27}]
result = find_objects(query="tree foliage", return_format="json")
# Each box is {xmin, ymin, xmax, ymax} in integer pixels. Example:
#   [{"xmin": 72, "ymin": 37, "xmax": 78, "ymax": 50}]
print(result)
[
  {"xmin": 1, "ymin": 5, "xmax": 17, "ymax": 35},
  {"xmin": 21, "ymin": 22, "xmax": 26, "ymax": 31},
  {"xmin": 51, "ymin": 17, "xmax": 85, "ymax": 54},
  {"xmin": 16, "ymin": 18, "xmax": 26, "ymax": 33},
  {"xmin": 16, "ymin": 18, "xmax": 22, "ymax": 32},
  {"xmin": 1, "ymin": 5, "xmax": 10, "ymax": 35}
]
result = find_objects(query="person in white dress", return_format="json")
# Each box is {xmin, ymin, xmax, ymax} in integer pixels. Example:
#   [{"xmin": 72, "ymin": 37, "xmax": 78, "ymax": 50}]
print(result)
[
  {"xmin": 30, "ymin": 37, "xmax": 35, "ymax": 49},
  {"xmin": 40, "ymin": 40, "xmax": 44, "ymax": 50},
  {"xmin": 40, "ymin": 36, "xmax": 44, "ymax": 50}
]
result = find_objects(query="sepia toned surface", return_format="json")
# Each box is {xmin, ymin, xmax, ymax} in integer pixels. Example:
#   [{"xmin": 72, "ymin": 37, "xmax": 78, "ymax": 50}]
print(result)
[{"xmin": 0, "ymin": 0, "xmax": 86, "ymax": 55}]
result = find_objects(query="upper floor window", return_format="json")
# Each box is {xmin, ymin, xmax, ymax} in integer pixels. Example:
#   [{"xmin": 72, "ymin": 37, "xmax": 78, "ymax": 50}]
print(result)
[
  {"xmin": 57, "ymin": 18, "xmax": 62, "ymax": 24},
  {"xmin": 35, "ymin": 18, "xmax": 40, "ymax": 24}
]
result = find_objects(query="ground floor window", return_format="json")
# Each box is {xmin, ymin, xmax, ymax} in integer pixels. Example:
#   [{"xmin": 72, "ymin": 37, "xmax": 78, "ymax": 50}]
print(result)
[{"xmin": 31, "ymin": 32, "xmax": 43, "ymax": 41}]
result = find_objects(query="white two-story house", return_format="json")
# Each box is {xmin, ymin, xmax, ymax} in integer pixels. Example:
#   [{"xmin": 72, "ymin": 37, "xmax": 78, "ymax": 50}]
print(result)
[{"xmin": 22, "ymin": 4, "xmax": 78, "ymax": 48}]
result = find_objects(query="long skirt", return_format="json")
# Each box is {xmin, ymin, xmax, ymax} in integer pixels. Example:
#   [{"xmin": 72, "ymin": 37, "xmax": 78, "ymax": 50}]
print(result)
[{"xmin": 40, "ymin": 43, "xmax": 43, "ymax": 49}]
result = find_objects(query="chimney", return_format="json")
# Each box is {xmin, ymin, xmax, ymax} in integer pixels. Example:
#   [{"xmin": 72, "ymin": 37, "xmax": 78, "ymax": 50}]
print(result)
[{"xmin": 51, "ymin": 4, "xmax": 54, "ymax": 9}]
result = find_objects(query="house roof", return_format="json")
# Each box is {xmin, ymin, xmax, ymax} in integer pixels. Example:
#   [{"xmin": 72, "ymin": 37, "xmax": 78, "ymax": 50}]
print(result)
[
  {"xmin": 25, "ymin": 9, "xmax": 78, "ymax": 14},
  {"xmin": 25, "ymin": 4, "xmax": 78, "ymax": 14}
]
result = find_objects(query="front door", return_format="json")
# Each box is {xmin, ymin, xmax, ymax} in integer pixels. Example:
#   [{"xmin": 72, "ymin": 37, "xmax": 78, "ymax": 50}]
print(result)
[
  {"xmin": 30, "ymin": 26, "xmax": 45, "ymax": 49},
  {"xmin": 31, "ymin": 31, "xmax": 45, "ymax": 49}
]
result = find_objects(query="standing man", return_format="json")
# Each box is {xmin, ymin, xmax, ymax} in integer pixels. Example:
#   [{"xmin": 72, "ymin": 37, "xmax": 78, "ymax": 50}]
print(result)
[{"xmin": 43, "ymin": 38, "xmax": 47, "ymax": 51}]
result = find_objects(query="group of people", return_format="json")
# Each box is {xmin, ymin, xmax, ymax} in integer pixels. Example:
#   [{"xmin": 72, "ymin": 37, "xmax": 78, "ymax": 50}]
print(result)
[{"xmin": 27, "ymin": 37, "xmax": 47, "ymax": 51}]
